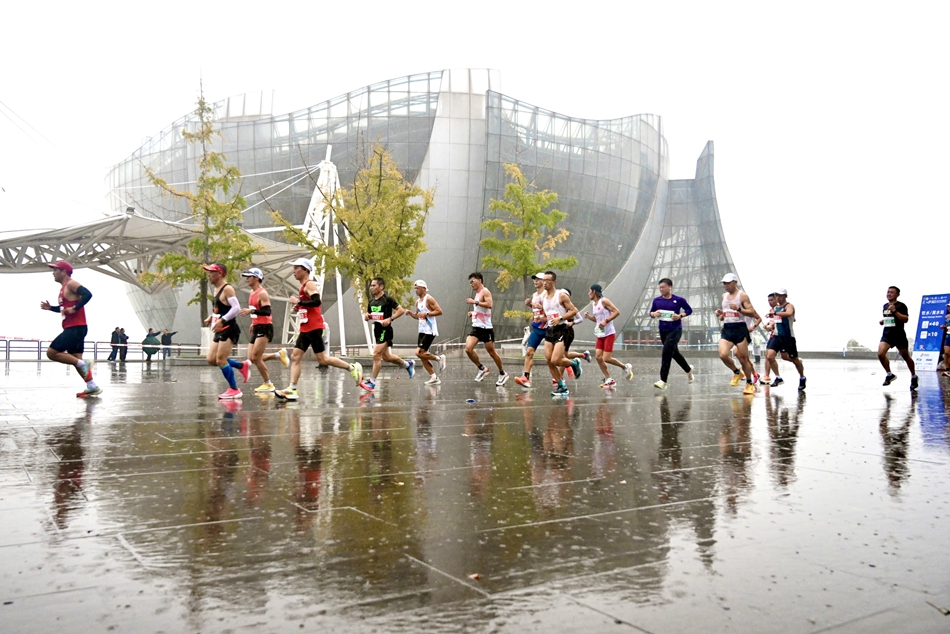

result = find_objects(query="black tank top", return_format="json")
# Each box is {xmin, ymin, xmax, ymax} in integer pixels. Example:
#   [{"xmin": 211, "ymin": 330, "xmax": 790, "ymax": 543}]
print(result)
[{"xmin": 214, "ymin": 284, "xmax": 238, "ymax": 328}]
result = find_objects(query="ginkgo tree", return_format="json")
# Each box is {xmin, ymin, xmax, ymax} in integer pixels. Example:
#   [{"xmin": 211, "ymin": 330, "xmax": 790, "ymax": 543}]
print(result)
[
  {"xmin": 479, "ymin": 163, "xmax": 577, "ymax": 319},
  {"xmin": 273, "ymin": 144, "xmax": 434, "ymax": 310}
]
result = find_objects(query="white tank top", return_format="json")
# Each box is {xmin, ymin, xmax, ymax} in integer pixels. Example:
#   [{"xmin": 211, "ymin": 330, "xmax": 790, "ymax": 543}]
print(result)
[
  {"xmin": 592, "ymin": 298, "xmax": 616, "ymax": 338},
  {"xmin": 722, "ymin": 293, "xmax": 744, "ymax": 324},
  {"xmin": 531, "ymin": 291, "xmax": 547, "ymax": 328},
  {"xmin": 417, "ymin": 294, "xmax": 438, "ymax": 336},
  {"xmin": 542, "ymin": 290, "xmax": 564, "ymax": 326},
  {"xmin": 472, "ymin": 288, "xmax": 492, "ymax": 329}
]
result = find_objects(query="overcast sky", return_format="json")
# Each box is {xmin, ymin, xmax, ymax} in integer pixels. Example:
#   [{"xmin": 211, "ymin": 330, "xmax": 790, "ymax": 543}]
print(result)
[{"xmin": 1, "ymin": 1, "xmax": 947, "ymax": 350}]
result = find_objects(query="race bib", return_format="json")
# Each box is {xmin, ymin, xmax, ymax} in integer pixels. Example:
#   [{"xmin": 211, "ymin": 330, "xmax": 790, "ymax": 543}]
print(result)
[
  {"xmin": 883, "ymin": 316, "xmax": 895, "ymax": 328},
  {"xmin": 532, "ymin": 305, "xmax": 545, "ymax": 323},
  {"xmin": 211, "ymin": 314, "xmax": 220, "ymax": 326},
  {"xmin": 370, "ymin": 309, "xmax": 384, "ymax": 321},
  {"xmin": 658, "ymin": 310, "xmax": 674, "ymax": 322},
  {"xmin": 594, "ymin": 325, "xmax": 606, "ymax": 338}
]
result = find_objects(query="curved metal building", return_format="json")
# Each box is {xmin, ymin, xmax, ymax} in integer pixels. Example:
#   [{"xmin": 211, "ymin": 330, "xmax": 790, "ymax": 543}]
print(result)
[{"xmin": 108, "ymin": 69, "xmax": 740, "ymax": 346}]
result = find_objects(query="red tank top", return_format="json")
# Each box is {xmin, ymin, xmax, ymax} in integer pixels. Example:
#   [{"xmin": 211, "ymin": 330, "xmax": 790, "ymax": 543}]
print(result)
[
  {"xmin": 249, "ymin": 288, "xmax": 273, "ymax": 325},
  {"xmin": 297, "ymin": 282, "xmax": 325, "ymax": 332},
  {"xmin": 59, "ymin": 282, "xmax": 87, "ymax": 328}
]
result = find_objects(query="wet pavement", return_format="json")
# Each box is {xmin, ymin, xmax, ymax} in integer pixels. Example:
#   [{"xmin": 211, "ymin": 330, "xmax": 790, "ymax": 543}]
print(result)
[{"xmin": 1, "ymin": 356, "xmax": 949, "ymax": 633}]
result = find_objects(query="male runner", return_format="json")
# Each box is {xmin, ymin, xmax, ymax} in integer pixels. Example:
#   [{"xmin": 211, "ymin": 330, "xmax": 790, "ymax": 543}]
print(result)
[
  {"xmin": 541, "ymin": 271, "xmax": 582, "ymax": 396},
  {"xmin": 772, "ymin": 289, "xmax": 806, "ymax": 390},
  {"xmin": 877, "ymin": 285, "xmax": 917, "ymax": 390},
  {"xmin": 762, "ymin": 294, "xmax": 782, "ymax": 385},
  {"xmin": 277, "ymin": 258, "xmax": 363, "ymax": 400},
  {"xmin": 40, "ymin": 260, "xmax": 100, "ymax": 397},
  {"xmin": 562, "ymin": 289, "xmax": 592, "ymax": 376},
  {"xmin": 515, "ymin": 274, "xmax": 548, "ymax": 388},
  {"xmin": 583, "ymin": 284, "xmax": 632, "ymax": 387},
  {"xmin": 716, "ymin": 273, "xmax": 761, "ymax": 395},
  {"xmin": 362, "ymin": 277, "xmax": 414, "ymax": 391},
  {"xmin": 405, "ymin": 280, "xmax": 446, "ymax": 385},
  {"xmin": 465, "ymin": 272, "xmax": 509, "ymax": 386},
  {"xmin": 203, "ymin": 263, "xmax": 249, "ymax": 400},
  {"xmin": 238, "ymin": 267, "xmax": 289, "ymax": 393},
  {"xmin": 648, "ymin": 278, "xmax": 693, "ymax": 390}
]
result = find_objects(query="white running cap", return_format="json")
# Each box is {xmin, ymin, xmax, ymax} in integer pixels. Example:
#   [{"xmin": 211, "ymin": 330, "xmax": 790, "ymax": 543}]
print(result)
[
  {"xmin": 288, "ymin": 257, "xmax": 313, "ymax": 272},
  {"xmin": 413, "ymin": 279, "xmax": 428, "ymax": 288},
  {"xmin": 721, "ymin": 273, "xmax": 738, "ymax": 283},
  {"xmin": 775, "ymin": 288, "xmax": 788, "ymax": 296}
]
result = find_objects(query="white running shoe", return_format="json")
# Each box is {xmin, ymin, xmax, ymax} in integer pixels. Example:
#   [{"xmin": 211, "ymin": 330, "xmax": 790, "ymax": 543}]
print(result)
[
  {"xmin": 625, "ymin": 363, "xmax": 634, "ymax": 381},
  {"xmin": 687, "ymin": 366, "xmax": 694, "ymax": 383},
  {"xmin": 654, "ymin": 380, "xmax": 668, "ymax": 390},
  {"xmin": 439, "ymin": 354, "xmax": 447, "ymax": 372},
  {"xmin": 475, "ymin": 367, "xmax": 490, "ymax": 382},
  {"xmin": 278, "ymin": 349, "xmax": 289, "ymax": 368},
  {"xmin": 425, "ymin": 375, "xmax": 441, "ymax": 385},
  {"xmin": 496, "ymin": 372, "xmax": 510, "ymax": 386}
]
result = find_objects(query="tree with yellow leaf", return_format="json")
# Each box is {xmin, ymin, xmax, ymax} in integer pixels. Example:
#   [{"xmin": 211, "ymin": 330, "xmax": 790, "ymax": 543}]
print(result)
[{"xmin": 479, "ymin": 164, "xmax": 577, "ymax": 320}]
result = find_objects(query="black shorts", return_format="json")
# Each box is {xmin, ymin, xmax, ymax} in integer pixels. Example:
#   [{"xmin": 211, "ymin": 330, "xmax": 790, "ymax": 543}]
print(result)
[
  {"xmin": 468, "ymin": 328, "xmax": 494, "ymax": 343},
  {"xmin": 296, "ymin": 329, "xmax": 326, "ymax": 354},
  {"xmin": 50, "ymin": 326, "xmax": 87, "ymax": 355},
  {"xmin": 720, "ymin": 322, "xmax": 750, "ymax": 346},
  {"xmin": 213, "ymin": 323, "xmax": 240, "ymax": 344},
  {"xmin": 545, "ymin": 324, "xmax": 570, "ymax": 346},
  {"xmin": 373, "ymin": 324, "xmax": 394, "ymax": 347},
  {"xmin": 563, "ymin": 326, "xmax": 575, "ymax": 352},
  {"xmin": 880, "ymin": 331, "xmax": 909, "ymax": 350},
  {"xmin": 417, "ymin": 333, "xmax": 435, "ymax": 351},
  {"xmin": 250, "ymin": 323, "xmax": 274, "ymax": 343},
  {"xmin": 766, "ymin": 336, "xmax": 781, "ymax": 352},
  {"xmin": 775, "ymin": 335, "xmax": 799, "ymax": 358}
]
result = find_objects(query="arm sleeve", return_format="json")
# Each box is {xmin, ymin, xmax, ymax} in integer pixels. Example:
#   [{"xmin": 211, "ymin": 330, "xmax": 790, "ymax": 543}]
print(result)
[
  {"xmin": 255, "ymin": 305, "xmax": 272, "ymax": 317},
  {"xmin": 75, "ymin": 286, "xmax": 92, "ymax": 309},
  {"xmin": 50, "ymin": 305, "xmax": 62, "ymax": 313},
  {"xmin": 297, "ymin": 293, "xmax": 322, "ymax": 307},
  {"xmin": 222, "ymin": 295, "xmax": 241, "ymax": 321}
]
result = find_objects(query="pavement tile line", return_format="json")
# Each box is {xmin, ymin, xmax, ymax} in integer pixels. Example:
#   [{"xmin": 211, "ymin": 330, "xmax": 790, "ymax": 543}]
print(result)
[
  {"xmin": 402, "ymin": 554, "xmax": 491, "ymax": 598},
  {"xmin": 807, "ymin": 607, "xmax": 896, "ymax": 634}
]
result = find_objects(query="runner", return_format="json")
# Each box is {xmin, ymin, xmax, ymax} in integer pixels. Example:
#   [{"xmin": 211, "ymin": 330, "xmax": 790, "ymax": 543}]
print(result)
[
  {"xmin": 715, "ymin": 273, "xmax": 761, "ymax": 395},
  {"xmin": 762, "ymin": 293, "xmax": 782, "ymax": 385},
  {"xmin": 40, "ymin": 260, "xmax": 100, "ymax": 397},
  {"xmin": 515, "ymin": 274, "xmax": 548, "ymax": 388},
  {"xmin": 877, "ymin": 285, "xmax": 917, "ymax": 391},
  {"xmin": 541, "ymin": 271, "xmax": 582, "ymax": 396},
  {"xmin": 202, "ymin": 263, "xmax": 248, "ymax": 400},
  {"xmin": 361, "ymin": 277, "xmax": 414, "ymax": 391},
  {"xmin": 648, "ymin": 278, "xmax": 693, "ymax": 390},
  {"xmin": 238, "ymin": 267, "xmax": 289, "ymax": 393},
  {"xmin": 405, "ymin": 280, "xmax": 446, "ymax": 385},
  {"xmin": 582, "ymin": 284, "xmax": 632, "ymax": 388},
  {"xmin": 562, "ymin": 289, "xmax": 591, "ymax": 377},
  {"xmin": 465, "ymin": 272, "xmax": 509, "ymax": 386},
  {"xmin": 276, "ymin": 258, "xmax": 363, "ymax": 400},
  {"xmin": 772, "ymin": 288, "xmax": 806, "ymax": 391}
]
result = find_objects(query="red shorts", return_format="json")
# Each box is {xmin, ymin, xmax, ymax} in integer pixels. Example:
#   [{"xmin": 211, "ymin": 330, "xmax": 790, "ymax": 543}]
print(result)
[{"xmin": 595, "ymin": 333, "xmax": 616, "ymax": 352}]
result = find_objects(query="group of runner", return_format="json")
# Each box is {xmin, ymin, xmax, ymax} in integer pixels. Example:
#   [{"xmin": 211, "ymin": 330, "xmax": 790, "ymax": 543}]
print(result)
[{"xmin": 40, "ymin": 259, "xmax": 928, "ymax": 399}]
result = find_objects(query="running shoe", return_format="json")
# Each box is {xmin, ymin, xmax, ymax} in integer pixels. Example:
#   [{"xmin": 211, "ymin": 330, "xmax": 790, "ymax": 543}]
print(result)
[
  {"xmin": 761, "ymin": 376, "xmax": 772, "ymax": 385},
  {"xmin": 910, "ymin": 375, "xmax": 918, "ymax": 391},
  {"xmin": 406, "ymin": 360, "xmax": 415, "ymax": 379},
  {"xmin": 78, "ymin": 360, "xmax": 94, "ymax": 382},
  {"xmin": 883, "ymin": 373, "xmax": 897, "ymax": 386},
  {"xmin": 496, "ymin": 372, "xmax": 510, "ymax": 386},
  {"xmin": 254, "ymin": 382, "xmax": 276, "ymax": 393},
  {"xmin": 943, "ymin": 371, "xmax": 950, "ymax": 378},
  {"xmin": 514, "ymin": 376, "xmax": 532, "ymax": 389},
  {"xmin": 551, "ymin": 385, "xmax": 570, "ymax": 397},
  {"xmin": 425, "ymin": 375, "xmax": 442, "ymax": 385},
  {"xmin": 218, "ymin": 387, "xmax": 243, "ymax": 400},
  {"xmin": 275, "ymin": 387, "xmax": 298, "ymax": 401},
  {"xmin": 572, "ymin": 359, "xmax": 582, "ymax": 380},
  {"xmin": 772, "ymin": 377, "xmax": 785, "ymax": 387},
  {"xmin": 349, "ymin": 362, "xmax": 363, "ymax": 385},
  {"xmin": 742, "ymin": 382, "xmax": 757, "ymax": 395},
  {"xmin": 625, "ymin": 363, "xmax": 634, "ymax": 381},
  {"xmin": 239, "ymin": 360, "xmax": 250, "ymax": 383},
  {"xmin": 76, "ymin": 386, "xmax": 102, "ymax": 398},
  {"xmin": 439, "ymin": 354, "xmax": 447, "ymax": 372},
  {"xmin": 360, "ymin": 378, "xmax": 376, "ymax": 392},
  {"xmin": 730, "ymin": 372, "xmax": 742, "ymax": 387},
  {"xmin": 798, "ymin": 377, "xmax": 807, "ymax": 391},
  {"xmin": 654, "ymin": 380, "xmax": 668, "ymax": 390},
  {"xmin": 552, "ymin": 378, "xmax": 558, "ymax": 387},
  {"xmin": 602, "ymin": 378, "xmax": 617, "ymax": 388},
  {"xmin": 753, "ymin": 372, "xmax": 760, "ymax": 385},
  {"xmin": 474, "ymin": 367, "xmax": 489, "ymax": 382},
  {"xmin": 565, "ymin": 366, "xmax": 575, "ymax": 379},
  {"xmin": 583, "ymin": 350, "xmax": 592, "ymax": 363},
  {"xmin": 687, "ymin": 366, "xmax": 694, "ymax": 383},
  {"xmin": 278, "ymin": 349, "xmax": 289, "ymax": 368}
]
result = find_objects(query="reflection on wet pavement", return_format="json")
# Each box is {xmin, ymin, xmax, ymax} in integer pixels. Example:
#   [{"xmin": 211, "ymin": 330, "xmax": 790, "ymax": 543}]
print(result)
[{"xmin": 1, "ymin": 358, "xmax": 949, "ymax": 633}]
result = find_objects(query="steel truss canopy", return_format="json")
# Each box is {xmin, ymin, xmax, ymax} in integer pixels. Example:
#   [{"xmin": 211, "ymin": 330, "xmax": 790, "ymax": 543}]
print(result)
[{"xmin": 0, "ymin": 212, "xmax": 311, "ymax": 297}]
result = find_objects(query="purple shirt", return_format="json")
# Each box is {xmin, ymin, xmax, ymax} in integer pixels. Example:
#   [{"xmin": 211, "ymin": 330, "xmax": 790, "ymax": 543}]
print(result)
[{"xmin": 650, "ymin": 294, "xmax": 693, "ymax": 331}]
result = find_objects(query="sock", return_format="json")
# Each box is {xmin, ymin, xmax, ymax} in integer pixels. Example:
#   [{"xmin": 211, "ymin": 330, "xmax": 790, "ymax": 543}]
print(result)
[
  {"xmin": 86, "ymin": 380, "xmax": 97, "ymax": 390},
  {"xmin": 479, "ymin": 365, "xmax": 486, "ymax": 371},
  {"xmin": 404, "ymin": 361, "xmax": 410, "ymax": 368},
  {"xmin": 524, "ymin": 372, "xmax": 530, "ymax": 379},
  {"xmin": 775, "ymin": 376, "xmax": 781, "ymax": 381},
  {"xmin": 558, "ymin": 380, "xmax": 565, "ymax": 388},
  {"xmin": 499, "ymin": 370, "xmax": 505, "ymax": 375},
  {"xmin": 733, "ymin": 369, "xmax": 740, "ymax": 375},
  {"xmin": 221, "ymin": 364, "xmax": 237, "ymax": 389},
  {"xmin": 227, "ymin": 358, "xmax": 243, "ymax": 369},
  {"xmin": 289, "ymin": 383, "xmax": 297, "ymax": 389}
]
